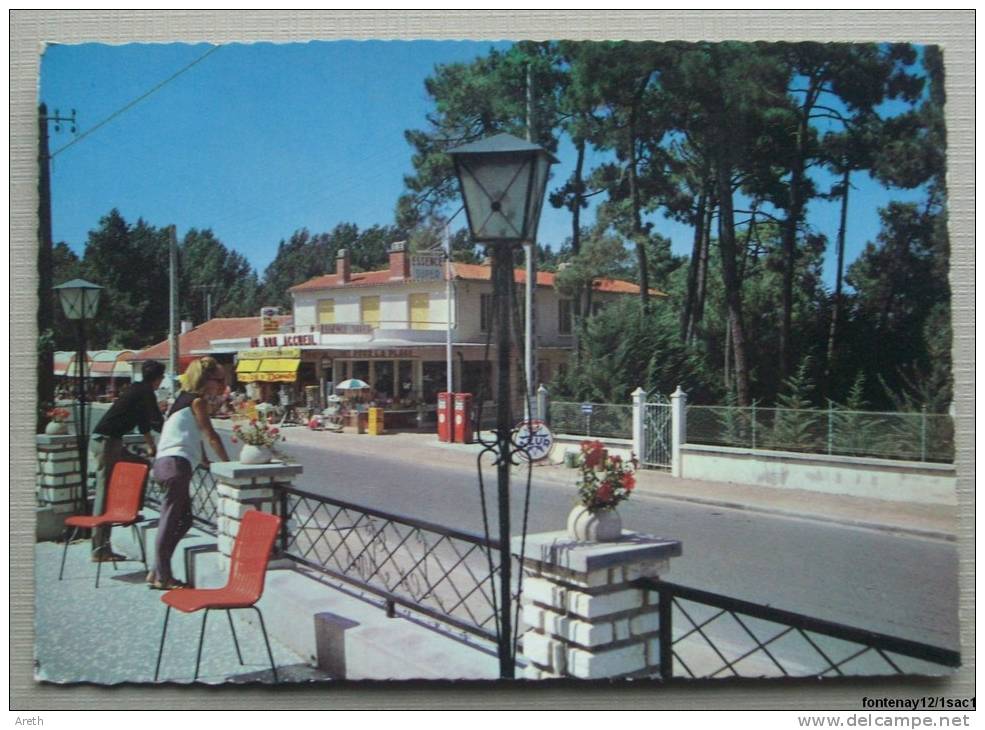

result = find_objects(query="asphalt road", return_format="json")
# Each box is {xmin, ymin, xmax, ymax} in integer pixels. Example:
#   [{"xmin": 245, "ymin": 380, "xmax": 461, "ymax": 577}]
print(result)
[{"xmin": 217, "ymin": 430, "xmax": 960, "ymax": 653}]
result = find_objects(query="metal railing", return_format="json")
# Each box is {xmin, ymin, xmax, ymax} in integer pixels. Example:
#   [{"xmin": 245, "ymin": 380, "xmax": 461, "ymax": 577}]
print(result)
[
  {"xmin": 687, "ymin": 404, "xmax": 954, "ymax": 464},
  {"xmin": 144, "ymin": 465, "xmax": 220, "ymax": 535},
  {"xmin": 550, "ymin": 401, "xmax": 633, "ymax": 440},
  {"xmin": 637, "ymin": 579, "xmax": 960, "ymax": 679},
  {"xmin": 278, "ymin": 487, "xmax": 503, "ymax": 642}
]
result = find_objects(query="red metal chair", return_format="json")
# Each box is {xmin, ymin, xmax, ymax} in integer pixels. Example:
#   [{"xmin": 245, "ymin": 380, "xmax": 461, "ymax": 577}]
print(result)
[
  {"xmin": 154, "ymin": 509, "xmax": 282, "ymax": 682},
  {"xmin": 58, "ymin": 460, "xmax": 149, "ymax": 588}
]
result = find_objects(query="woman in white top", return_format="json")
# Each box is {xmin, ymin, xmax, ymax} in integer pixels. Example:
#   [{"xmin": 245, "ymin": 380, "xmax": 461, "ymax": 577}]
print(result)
[{"xmin": 149, "ymin": 356, "xmax": 230, "ymax": 590}]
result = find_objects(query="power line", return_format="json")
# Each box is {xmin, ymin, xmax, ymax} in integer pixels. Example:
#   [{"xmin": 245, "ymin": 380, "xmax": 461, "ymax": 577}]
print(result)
[{"xmin": 50, "ymin": 45, "xmax": 221, "ymax": 160}]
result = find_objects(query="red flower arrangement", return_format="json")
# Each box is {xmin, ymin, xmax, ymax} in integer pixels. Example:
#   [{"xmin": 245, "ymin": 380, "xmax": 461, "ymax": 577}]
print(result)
[
  {"xmin": 46, "ymin": 407, "xmax": 71, "ymax": 423},
  {"xmin": 231, "ymin": 412, "xmax": 286, "ymax": 451},
  {"xmin": 575, "ymin": 440, "xmax": 638, "ymax": 511}
]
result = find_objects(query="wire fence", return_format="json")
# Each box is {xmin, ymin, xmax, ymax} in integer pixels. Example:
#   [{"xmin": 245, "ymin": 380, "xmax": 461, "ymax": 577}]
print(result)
[
  {"xmin": 550, "ymin": 401, "xmax": 633, "ymax": 440},
  {"xmin": 686, "ymin": 404, "xmax": 954, "ymax": 464}
]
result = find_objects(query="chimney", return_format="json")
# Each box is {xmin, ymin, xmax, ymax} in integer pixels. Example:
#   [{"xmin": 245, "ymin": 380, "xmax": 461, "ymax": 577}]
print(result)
[
  {"xmin": 389, "ymin": 240, "xmax": 410, "ymax": 280},
  {"xmin": 337, "ymin": 248, "xmax": 351, "ymax": 284},
  {"xmin": 180, "ymin": 320, "xmax": 194, "ymax": 334}
]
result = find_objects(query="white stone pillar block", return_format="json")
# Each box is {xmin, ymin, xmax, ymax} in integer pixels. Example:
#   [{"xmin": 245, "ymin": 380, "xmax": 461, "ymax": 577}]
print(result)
[
  {"xmin": 512, "ymin": 530, "xmax": 681, "ymax": 680},
  {"xmin": 670, "ymin": 385, "xmax": 687, "ymax": 478},
  {"xmin": 35, "ymin": 434, "xmax": 83, "ymax": 515},
  {"xmin": 210, "ymin": 461, "xmax": 303, "ymax": 572}
]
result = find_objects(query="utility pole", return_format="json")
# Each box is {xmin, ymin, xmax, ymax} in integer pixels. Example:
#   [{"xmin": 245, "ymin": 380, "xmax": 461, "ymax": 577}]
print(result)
[
  {"xmin": 168, "ymin": 225, "xmax": 180, "ymax": 395},
  {"xmin": 192, "ymin": 283, "xmax": 220, "ymax": 322},
  {"xmin": 524, "ymin": 62, "xmax": 537, "ymax": 417},
  {"xmin": 37, "ymin": 104, "xmax": 77, "ymax": 431}
]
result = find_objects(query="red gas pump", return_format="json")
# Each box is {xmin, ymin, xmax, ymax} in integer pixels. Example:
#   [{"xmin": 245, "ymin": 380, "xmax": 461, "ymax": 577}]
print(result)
[
  {"xmin": 453, "ymin": 392, "xmax": 475, "ymax": 444},
  {"xmin": 437, "ymin": 392, "xmax": 452, "ymax": 442}
]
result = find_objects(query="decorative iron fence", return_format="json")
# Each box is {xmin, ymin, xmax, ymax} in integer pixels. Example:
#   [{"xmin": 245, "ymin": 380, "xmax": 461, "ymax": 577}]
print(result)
[
  {"xmin": 550, "ymin": 401, "xmax": 633, "ymax": 440},
  {"xmin": 144, "ymin": 464, "xmax": 220, "ymax": 535},
  {"xmin": 687, "ymin": 404, "xmax": 954, "ymax": 464},
  {"xmin": 637, "ymin": 579, "xmax": 960, "ymax": 679},
  {"xmin": 278, "ymin": 487, "xmax": 503, "ymax": 642}
]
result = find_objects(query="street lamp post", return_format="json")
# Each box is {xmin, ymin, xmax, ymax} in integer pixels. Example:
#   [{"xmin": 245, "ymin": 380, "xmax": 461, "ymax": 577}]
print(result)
[
  {"xmin": 53, "ymin": 279, "xmax": 102, "ymax": 516},
  {"xmin": 448, "ymin": 133, "xmax": 557, "ymax": 678}
]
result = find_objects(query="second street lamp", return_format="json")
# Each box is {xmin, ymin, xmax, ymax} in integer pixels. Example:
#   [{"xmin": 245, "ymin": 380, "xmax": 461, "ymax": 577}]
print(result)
[
  {"xmin": 447, "ymin": 133, "xmax": 557, "ymax": 679},
  {"xmin": 53, "ymin": 278, "xmax": 102, "ymax": 517}
]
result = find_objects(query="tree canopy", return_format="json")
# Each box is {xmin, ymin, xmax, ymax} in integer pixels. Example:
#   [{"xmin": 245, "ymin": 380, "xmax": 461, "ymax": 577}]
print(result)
[{"xmin": 401, "ymin": 40, "xmax": 949, "ymax": 411}]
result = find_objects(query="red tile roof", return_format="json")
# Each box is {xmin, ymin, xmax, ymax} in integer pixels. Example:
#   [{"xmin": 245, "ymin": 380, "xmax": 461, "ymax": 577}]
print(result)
[
  {"xmin": 289, "ymin": 270, "xmax": 396, "ymax": 292},
  {"xmin": 451, "ymin": 263, "xmax": 666, "ymax": 296},
  {"xmin": 289, "ymin": 262, "xmax": 666, "ymax": 297},
  {"xmin": 131, "ymin": 316, "xmax": 292, "ymax": 361}
]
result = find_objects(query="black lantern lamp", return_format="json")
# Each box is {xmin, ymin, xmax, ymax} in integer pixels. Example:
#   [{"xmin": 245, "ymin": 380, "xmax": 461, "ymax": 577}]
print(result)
[
  {"xmin": 448, "ymin": 133, "xmax": 557, "ymax": 679},
  {"xmin": 54, "ymin": 278, "xmax": 102, "ymax": 515}
]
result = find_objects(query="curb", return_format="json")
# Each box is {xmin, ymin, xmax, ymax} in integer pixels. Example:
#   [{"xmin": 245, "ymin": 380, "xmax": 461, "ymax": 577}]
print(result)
[
  {"xmin": 631, "ymin": 490, "xmax": 958, "ymax": 543},
  {"xmin": 518, "ymin": 462, "xmax": 956, "ymax": 542}
]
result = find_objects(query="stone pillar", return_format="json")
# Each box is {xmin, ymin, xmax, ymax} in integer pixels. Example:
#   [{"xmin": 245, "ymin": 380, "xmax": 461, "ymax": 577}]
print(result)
[
  {"xmin": 631, "ymin": 387, "xmax": 646, "ymax": 461},
  {"xmin": 512, "ymin": 531, "xmax": 681, "ymax": 680},
  {"xmin": 670, "ymin": 385, "xmax": 687, "ymax": 478},
  {"xmin": 36, "ymin": 434, "xmax": 83, "ymax": 516},
  {"xmin": 210, "ymin": 462, "xmax": 303, "ymax": 572}
]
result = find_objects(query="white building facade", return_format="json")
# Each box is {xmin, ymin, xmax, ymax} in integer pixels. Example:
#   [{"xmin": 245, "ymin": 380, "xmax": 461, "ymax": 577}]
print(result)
[{"xmin": 203, "ymin": 242, "xmax": 653, "ymax": 410}]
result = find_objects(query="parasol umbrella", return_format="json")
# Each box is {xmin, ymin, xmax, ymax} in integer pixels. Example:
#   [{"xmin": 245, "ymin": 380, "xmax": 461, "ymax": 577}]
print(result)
[{"xmin": 335, "ymin": 378, "xmax": 370, "ymax": 392}]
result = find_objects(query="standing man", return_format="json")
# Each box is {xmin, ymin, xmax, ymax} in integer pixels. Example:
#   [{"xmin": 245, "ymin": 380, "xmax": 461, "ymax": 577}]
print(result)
[{"xmin": 88, "ymin": 359, "xmax": 166, "ymax": 561}]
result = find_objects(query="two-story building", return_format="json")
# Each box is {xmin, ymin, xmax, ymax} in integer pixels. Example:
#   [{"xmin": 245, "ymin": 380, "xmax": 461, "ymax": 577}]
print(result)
[{"xmin": 175, "ymin": 241, "xmax": 660, "ymax": 411}]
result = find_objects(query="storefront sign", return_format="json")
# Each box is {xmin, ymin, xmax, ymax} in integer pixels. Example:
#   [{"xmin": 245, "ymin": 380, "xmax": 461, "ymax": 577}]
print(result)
[
  {"xmin": 248, "ymin": 334, "xmax": 316, "ymax": 348},
  {"xmin": 336, "ymin": 348, "xmax": 414, "ymax": 359},
  {"xmin": 514, "ymin": 419, "xmax": 554, "ymax": 462},
  {"xmin": 319, "ymin": 323, "xmax": 372, "ymax": 335},
  {"xmin": 260, "ymin": 306, "xmax": 281, "ymax": 334},
  {"xmin": 410, "ymin": 254, "xmax": 444, "ymax": 281},
  {"xmin": 239, "ymin": 347, "xmax": 302, "ymax": 360}
]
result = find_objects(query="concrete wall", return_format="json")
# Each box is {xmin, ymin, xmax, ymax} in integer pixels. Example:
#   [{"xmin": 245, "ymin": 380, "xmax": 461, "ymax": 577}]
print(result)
[{"xmin": 679, "ymin": 444, "xmax": 957, "ymax": 506}]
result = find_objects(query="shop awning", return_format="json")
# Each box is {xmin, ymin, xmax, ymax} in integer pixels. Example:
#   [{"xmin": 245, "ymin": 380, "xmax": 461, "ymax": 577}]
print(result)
[
  {"xmin": 236, "ymin": 359, "xmax": 261, "ymax": 374},
  {"xmin": 236, "ymin": 357, "xmax": 299, "ymax": 383}
]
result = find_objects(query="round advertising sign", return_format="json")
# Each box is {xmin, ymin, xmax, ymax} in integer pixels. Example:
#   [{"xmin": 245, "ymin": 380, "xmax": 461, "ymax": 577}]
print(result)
[{"xmin": 513, "ymin": 419, "xmax": 555, "ymax": 462}]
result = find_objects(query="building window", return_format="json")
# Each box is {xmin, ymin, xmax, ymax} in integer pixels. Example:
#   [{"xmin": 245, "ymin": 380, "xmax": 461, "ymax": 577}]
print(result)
[
  {"xmin": 559, "ymin": 299, "xmax": 573, "ymax": 335},
  {"xmin": 360, "ymin": 296, "xmax": 380, "ymax": 328},
  {"xmin": 409, "ymin": 293, "xmax": 430, "ymax": 330},
  {"xmin": 317, "ymin": 299, "xmax": 335, "ymax": 325},
  {"xmin": 480, "ymin": 293, "xmax": 493, "ymax": 333},
  {"xmin": 422, "ymin": 361, "xmax": 448, "ymax": 403}
]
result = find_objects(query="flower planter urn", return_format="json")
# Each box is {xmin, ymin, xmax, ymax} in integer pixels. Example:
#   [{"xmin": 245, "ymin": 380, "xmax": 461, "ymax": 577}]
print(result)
[
  {"xmin": 239, "ymin": 444, "xmax": 273, "ymax": 465},
  {"xmin": 566, "ymin": 504, "xmax": 623, "ymax": 542},
  {"xmin": 45, "ymin": 421, "xmax": 68, "ymax": 435}
]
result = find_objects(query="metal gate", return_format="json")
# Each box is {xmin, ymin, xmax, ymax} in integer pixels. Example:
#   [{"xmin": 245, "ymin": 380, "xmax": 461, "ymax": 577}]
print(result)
[{"xmin": 642, "ymin": 396, "xmax": 672, "ymax": 469}]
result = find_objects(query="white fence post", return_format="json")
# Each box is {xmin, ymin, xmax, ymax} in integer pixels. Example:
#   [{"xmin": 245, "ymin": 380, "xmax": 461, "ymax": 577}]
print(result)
[
  {"xmin": 537, "ymin": 384, "xmax": 550, "ymax": 424},
  {"xmin": 632, "ymin": 387, "xmax": 646, "ymax": 460},
  {"xmin": 671, "ymin": 385, "xmax": 687, "ymax": 477}
]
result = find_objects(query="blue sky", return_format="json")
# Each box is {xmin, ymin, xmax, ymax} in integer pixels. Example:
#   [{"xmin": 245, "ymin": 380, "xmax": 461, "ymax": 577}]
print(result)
[{"xmin": 41, "ymin": 40, "xmax": 930, "ymax": 289}]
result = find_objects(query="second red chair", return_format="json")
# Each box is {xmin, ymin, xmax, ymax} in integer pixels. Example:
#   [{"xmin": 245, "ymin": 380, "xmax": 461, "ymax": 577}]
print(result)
[{"xmin": 154, "ymin": 509, "xmax": 282, "ymax": 682}]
